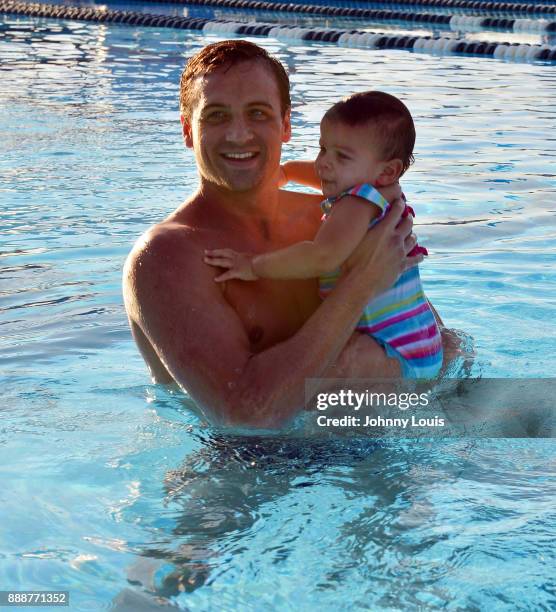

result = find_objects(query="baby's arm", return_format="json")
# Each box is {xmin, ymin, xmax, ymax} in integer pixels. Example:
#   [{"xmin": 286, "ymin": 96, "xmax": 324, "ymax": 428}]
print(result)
[
  {"xmin": 204, "ymin": 197, "xmax": 381, "ymax": 282},
  {"xmin": 280, "ymin": 161, "xmax": 321, "ymax": 190},
  {"xmin": 280, "ymin": 161, "xmax": 403, "ymax": 204}
]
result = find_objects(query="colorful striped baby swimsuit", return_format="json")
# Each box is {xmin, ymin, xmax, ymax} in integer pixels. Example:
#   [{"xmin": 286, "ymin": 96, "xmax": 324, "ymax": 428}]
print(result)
[{"xmin": 319, "ymin": 183, "xmax": 443, "ymax": 379}]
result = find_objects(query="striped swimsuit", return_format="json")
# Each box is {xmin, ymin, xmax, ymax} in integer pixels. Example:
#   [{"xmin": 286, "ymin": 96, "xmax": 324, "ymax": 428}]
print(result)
[{"xmin": 319, "ymin": 183, "xmax": 443, "ymax": 379}]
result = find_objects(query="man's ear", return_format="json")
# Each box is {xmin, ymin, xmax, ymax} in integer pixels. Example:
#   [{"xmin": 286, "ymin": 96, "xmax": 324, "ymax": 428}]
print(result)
[
  {"xmin": 181, "ymin": 115, "xmax": 193, "ymax": 148},
  {"xmin": 282, "ymin": 107, "xmax": 292, "ymax": 143},
  {"xmin": 375, "ymin": 158, "xmax": 403, "ymax": 187}
]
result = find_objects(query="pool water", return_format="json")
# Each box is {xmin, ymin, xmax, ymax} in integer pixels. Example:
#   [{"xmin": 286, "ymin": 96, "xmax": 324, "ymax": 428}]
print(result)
[{"xmin": 1, "ymin": 14, "xmax": 555, "ymax": 611}]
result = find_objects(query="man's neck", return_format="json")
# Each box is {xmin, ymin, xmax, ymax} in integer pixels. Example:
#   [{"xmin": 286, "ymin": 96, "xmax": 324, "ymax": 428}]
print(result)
[{"xmin": 187, "ymin": 180, "xmax": 282, "ymax": 239}]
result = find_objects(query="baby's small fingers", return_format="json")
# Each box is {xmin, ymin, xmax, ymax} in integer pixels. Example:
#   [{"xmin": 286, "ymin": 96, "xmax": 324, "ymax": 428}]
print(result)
[
  {"xmin": 204, "ymin": 256, "xmax": 233, "ymax": 269},
  {"xmin": 205, "ymin": 248, "xmax": 234, "ymax": 257},
  {"xmin": 214, "ymin": 270, "xmax": 237, "ymax": 282}
]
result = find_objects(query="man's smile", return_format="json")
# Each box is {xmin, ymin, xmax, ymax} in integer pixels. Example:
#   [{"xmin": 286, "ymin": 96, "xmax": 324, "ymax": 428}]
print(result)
[
  {"xmin": 221, "ymin": 152, "xmax": 259, "ymax": 160},
  {"xmin": 219, "ymin": 151, "xmax": 261, "ymax": 168}
]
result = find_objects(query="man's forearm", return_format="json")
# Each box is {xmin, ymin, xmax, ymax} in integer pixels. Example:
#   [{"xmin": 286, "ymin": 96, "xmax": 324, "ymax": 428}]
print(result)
[{"xmin": 220, "ymin": 267, "xmax": 382, "ymax": 428}]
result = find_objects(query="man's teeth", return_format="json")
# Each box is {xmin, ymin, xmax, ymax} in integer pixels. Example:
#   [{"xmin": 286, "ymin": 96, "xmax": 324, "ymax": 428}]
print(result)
[{"xmin": 223, "ymin": 152, "xmax": 256, "ymax": 159}]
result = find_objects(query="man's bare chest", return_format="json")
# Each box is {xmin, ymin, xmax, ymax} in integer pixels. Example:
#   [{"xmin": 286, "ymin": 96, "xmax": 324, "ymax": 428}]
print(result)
[
  {"xmin": 185, "ymin": 194, "xmax": 323, "ymax": 352},
  {"xmin": 223, "ymin": 276, "xmax": 321, "ymax": 352}
]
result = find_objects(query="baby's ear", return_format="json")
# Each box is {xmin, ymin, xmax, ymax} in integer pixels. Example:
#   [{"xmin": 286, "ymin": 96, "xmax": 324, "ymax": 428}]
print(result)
[{"xmin": 376, "ymin": 159, "xmax": 403, "ymax": 186}]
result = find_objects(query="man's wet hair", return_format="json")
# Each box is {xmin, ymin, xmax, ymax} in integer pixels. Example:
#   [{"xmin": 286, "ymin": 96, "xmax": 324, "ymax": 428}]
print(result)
[
  {"xmin": 180, "ymin": 40, "xmax": 291, "ymax": 120},
  {"xmin": 324, "ymin": 91, "xmax": 416, "ymax": 175}
]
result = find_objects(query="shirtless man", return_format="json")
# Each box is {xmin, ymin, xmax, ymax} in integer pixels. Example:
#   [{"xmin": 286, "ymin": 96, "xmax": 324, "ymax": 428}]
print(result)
[{"xmin": 123, "ymin": 40, "xmax": 454, "ymax": 429}]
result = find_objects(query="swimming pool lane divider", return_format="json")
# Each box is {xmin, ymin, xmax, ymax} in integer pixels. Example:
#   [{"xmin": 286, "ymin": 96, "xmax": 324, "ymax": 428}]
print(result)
[
  {"xmin": 275, "ymin": 0, "xmax": 556, "ymax": 14},
  {"xmin": 119, "ymin": 0, "xmax": 556, "ymax": 33},
  {"xmin": 115, "ymin": 0, "xmax": 556, "ymax": 17},
  {"xmin": 2, "ymin": 0, "xmax": 556, "ymax": 61}
]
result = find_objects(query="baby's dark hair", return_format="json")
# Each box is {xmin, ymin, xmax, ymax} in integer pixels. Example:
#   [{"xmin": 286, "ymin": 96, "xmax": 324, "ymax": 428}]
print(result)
[{"xmin": 323, "ymin": 91, "xmax": 415, "ymax": 175}]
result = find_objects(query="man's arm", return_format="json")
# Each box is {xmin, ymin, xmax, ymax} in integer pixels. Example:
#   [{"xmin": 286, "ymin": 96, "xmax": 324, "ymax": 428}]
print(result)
[{"xmin": 123, "ymin": 199, "xmax": 419, "ymax": 429}]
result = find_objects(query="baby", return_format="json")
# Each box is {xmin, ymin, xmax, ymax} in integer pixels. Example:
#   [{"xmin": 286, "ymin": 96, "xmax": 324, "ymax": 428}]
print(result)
[{"xmin": 205, "ymin": 91, "xmax": 442, "ymax": 379}]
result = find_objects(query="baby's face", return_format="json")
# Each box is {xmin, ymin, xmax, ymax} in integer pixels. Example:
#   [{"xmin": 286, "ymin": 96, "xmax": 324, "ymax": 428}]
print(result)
[{"xmin": 316, "ymin": 117, "xmax": 386, "ymax": 199}]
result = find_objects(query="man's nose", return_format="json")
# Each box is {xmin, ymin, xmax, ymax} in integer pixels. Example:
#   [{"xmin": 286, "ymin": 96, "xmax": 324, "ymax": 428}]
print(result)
[{"xmin": 225, "ymin": 116, "xmax": 253, "ymax": 144}]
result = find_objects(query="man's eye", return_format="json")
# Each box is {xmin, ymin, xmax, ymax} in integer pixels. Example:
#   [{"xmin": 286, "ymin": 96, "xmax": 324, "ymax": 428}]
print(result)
[
  {"xmin": 250, "ymin": 109, "xmax": 267, "ymax": 119},
  {"xmin": 205, "ymin": 111, "xmax": 226, "ymax": 122}
]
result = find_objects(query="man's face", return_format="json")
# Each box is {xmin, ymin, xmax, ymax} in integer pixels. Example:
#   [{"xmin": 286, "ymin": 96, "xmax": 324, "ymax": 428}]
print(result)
[{"xmin": 182, "ymin": 61, "xmax": 291, "ymax": 193}]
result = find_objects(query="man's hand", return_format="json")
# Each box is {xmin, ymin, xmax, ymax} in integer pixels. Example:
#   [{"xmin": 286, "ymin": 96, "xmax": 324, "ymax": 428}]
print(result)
[
  {"xmin": 343, "ymin": 197, "xmax": 424, "ymax": 293},
  {"xmin": 204, "ymin": 248, "xmax": 258, "ymax": 282}
]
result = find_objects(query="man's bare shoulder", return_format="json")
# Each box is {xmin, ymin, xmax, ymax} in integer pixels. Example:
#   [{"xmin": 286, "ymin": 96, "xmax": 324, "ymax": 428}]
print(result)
[
  {"xmin": 278, "ymin": 188, "xmax": 323, "ymax": 224},
  {"xmin": 126, "ymin": 216, "xmax": 207, "ymax": 271},
  {"xmin": 123, "ymin": 218, "xmax": 214, "ymax": 319},
  {"xmin": 279, "ymin": 187, "xmax": 322, "ymax": 206}
]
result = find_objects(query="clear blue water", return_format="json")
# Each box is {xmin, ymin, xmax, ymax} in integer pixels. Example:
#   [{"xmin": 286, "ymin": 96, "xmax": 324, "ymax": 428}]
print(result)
[{"xmin": 1, "ymin": 15, "xmax": 556, "ymax": 610}]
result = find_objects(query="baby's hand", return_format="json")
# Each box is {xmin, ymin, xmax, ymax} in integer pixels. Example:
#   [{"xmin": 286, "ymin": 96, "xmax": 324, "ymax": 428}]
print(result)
[
  {"xmin": 377, "ymin": 182, "xmax": 402, "ymax": 203},
  {"xmin": 204, "ymin": 248, "xmax": 258, "ymax": 282}
]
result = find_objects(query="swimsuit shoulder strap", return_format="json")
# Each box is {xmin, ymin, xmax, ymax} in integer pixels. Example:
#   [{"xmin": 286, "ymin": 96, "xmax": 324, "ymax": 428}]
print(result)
[{"xmin": 320, "ymin": 183, "xmax": 389, "ymax": 216}]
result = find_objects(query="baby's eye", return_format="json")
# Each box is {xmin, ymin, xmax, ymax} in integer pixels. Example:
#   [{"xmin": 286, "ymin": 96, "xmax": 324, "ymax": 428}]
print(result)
[
  {"xmin": 318, "ymin": 146, "xmax": 326, "ymax": 155},
  {"xmin": 337, "ymin": 152, "xmax": 351, "ymax": 161}
]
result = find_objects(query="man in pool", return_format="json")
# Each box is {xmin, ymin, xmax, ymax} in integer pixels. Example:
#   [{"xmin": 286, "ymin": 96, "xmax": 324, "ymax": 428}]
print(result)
[{"xmin": 123, "ymin": 39, "xmax": 458, "ymax": 429}]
